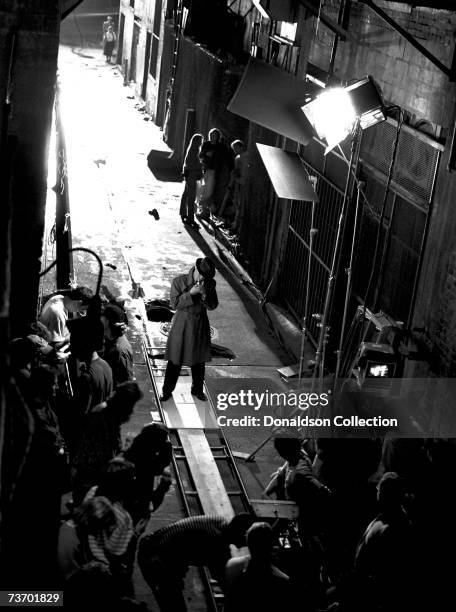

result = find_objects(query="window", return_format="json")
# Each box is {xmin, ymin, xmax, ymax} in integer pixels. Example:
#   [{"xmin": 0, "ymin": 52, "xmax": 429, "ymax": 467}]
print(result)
[
  {"xmin": 251, "ymin": 21, "xmax": 261, "ymax": 58},
  {"xmin": 268, "ymin": 21, "xmax": 299, "ymax": 73},
  {"xmin": 276, "ymin": 21, "xmax": 297, "ymax": 42}
]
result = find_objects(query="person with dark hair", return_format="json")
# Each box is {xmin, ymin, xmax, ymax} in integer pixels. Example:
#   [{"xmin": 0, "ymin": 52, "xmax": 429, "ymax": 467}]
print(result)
[
  {"xmin": 39, "ymin": 286, "xmax": 93, "ymax": 345},
  {"xmin": 71, "ymin": 381, "xmax": 143, "ymax": 504},
  {"xmin": 198, "ymin": 128, "xmax": 233, "ymax": 219},
  {"xmin": 224, "ymin": 522, "xmax": 291, "ymax": 612},
  {"xmin": 265, "ymin": 437, "xmax": 332, "ymax": 532},
  {"xmin": 8, "ymin": 337, "xmax": 38, "ymax": 398},
  {"xmin": 12, "ymin": 364, "xmax": 68, "ymax": 585},
  {"xmin": 351, "ymin": 471, "xmax": 417, "ymax": 611},
  {"xmin": 122, "ymin": 422, "xmax": 173, "ymax": 525},
  {"xmin": 137, "ymin": 513, "xmax": 254, "ymax": 612},
  {"xmin": 197, "ymin": 128, "xmax": 221, "ymax": 219},
  {"xmin": 101, "ymin": 304, "xmax": 133, "ymax": 387},
  {"xmin": 160, "ymin": 257, "xmax": 218, "ymax": 402},
  {"xmin": 28, "ymin": 364, "xmax": 66, "ymax": 463},
  {"xmin": 70, "ymin": 316, "xmax": 113, "ymax": 418},
  {"xmin": 57, "ymin": 496, "xmax": 118, "ymax": 581},
  {"xmin": 228, "ymin": 139, "xmax": 249, "ymax": 234},
  {"xmin": 92, "ymin": 457, "xmax": 137, "ymax": 507},
  {"xmin": 180, "ymin": 133, "xmax": 204, "ymax": 228}
]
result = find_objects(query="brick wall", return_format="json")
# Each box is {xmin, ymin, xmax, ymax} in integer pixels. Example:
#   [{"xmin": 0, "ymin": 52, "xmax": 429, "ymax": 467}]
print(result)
[
  {"xmin": 307, "ymin": 0, "xmax": 456, "ymax": 127},
  {"xmin": 166, "ymin": 34, "xmax": 249, "ymax": 163},
  {"xmin": 304, "ymin": 2, "xmax": 456, "ymax": 374},
  {"xmin": 413, "ymin": 139, "xmax": 456, "ymax": 375}
]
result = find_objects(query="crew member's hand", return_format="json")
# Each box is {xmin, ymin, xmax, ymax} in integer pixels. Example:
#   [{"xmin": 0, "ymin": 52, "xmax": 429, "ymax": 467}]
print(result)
[
  {"xmin": 189, "ymin": 284, "xmax": 203, "ymax": 295},
  {"xmin": 55, "ymin": 345, "xmax": 71, "ymax": 363},
  {"xmin": 159, "ymin": 467, "xmax": 172, "ymax": 489}
]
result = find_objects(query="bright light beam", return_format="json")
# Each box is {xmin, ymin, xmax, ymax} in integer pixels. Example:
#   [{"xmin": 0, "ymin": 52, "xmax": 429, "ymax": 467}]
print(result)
[{"xmin": 302, "ymin": 87, "xmax": 356, "ymax": 154}]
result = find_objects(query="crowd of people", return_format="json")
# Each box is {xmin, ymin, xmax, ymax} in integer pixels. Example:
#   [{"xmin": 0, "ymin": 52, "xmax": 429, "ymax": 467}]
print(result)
[
  {"xmin": 180, "ymin": 127, "xmax": 250, "ymax": 237},
  {"xmin": 8, "ymin": 279, "xmax": 456, "ymax": 610},
  {"xmin": 6, "ymin": 286, "xmax": 173, "ymax": 606}
]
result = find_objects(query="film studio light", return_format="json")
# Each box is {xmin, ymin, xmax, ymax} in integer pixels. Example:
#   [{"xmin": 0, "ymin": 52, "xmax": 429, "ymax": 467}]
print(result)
[
  {"xmin": 301, "ymin": 76, "xmax": 386, "ymax": 153},
  {"xmin": 300, "ymin": 75, "xmax": 387, "ymax": 386}
]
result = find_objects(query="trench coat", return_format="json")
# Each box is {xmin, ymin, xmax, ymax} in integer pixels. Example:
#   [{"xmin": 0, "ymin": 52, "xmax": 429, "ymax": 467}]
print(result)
[{"xmin": 164, "ymin": 266, "xmax": 218, "ymax": 366}]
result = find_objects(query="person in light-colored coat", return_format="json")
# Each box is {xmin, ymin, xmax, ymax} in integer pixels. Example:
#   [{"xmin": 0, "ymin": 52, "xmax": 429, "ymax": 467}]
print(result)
[{"xmin": 161, "ymin": 257, "xmax": 218, "ymax": 402}]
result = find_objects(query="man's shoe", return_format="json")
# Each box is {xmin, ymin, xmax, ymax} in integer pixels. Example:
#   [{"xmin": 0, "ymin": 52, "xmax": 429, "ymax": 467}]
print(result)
[
  {"xmin": 191, "ymin": 390, "xmax": 207, "ymax": 401},
  {"xmin": 160, "ymin": 392, "xmax": 172, "ymax": 402}
]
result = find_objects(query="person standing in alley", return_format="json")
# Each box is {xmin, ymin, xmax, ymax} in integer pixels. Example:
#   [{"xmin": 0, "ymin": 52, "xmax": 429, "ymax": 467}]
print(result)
[
  {"xmin": 160, "ymin": 257, "xmax": 218, "ymax": 402},
  {"xmin": 101, "ymin": 304, "xmax": 133, "ymax": 387},
  {"xmin": 198, "ymin": 128, "xmax": 232, "ymax": 220},
  {"xmin": 103, "ymin": 22, "xmax": 117, "ymax": 64},
  {"xmin": 102, "ymin": 15, "xmax": 114, "ymax": 36},
  {"xmin": 180, "ymin": 133, "xmax": 204, "ymax": 229},
  {"xmin": 224, "ymin": 522, "xmax": 291, "ymax": 612},
  {"xmin": 229, "ymin": 140, "xmax": 249, "ymax": 234},
  {"xmin": 71, "ymin": 380, "xmax": 143, "ymax": 505},
  {"xmin": 39, "ymin": 286, "xmax": 93, "ymax": 346}
]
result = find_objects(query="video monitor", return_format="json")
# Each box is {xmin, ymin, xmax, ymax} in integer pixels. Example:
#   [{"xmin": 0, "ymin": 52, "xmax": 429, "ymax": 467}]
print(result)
[{"xmin": 366, "ymin": 360, "xmax": 397, "ymax": 378}]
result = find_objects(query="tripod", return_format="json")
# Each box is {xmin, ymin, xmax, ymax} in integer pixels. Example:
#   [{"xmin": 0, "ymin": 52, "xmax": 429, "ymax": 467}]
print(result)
[
  {"xmin": 312, "ymin": 120, "xmax": 362, "ymax": 391},
  {"xmin": 234, "ymin": 187, "xmax": 319, "ymax": 462},
  {"xmin": 234, "ymin": 126, "xmax": 361, "ymax": 462}
]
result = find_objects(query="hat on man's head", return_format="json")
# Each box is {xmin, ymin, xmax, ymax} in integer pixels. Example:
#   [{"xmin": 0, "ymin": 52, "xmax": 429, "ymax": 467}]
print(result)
[{"xmin": 196, "ymin": 257, "xmax": 216, "ymax": 279}]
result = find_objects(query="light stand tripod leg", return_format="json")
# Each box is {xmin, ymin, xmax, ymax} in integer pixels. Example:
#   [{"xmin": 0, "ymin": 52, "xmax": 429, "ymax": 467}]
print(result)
[
  {"xmin": 233, "ymin": 431, "xmax": 276, "ymax": 462},
  {"xmin": 235, "ymin": 196, "xmax": 319, "ymax": 462},
  {"xmin": 299, "ymin": 199, "xmax": 317, "ymax": 386},
  {"xmin": 334, "ymin": 179, "xmax": 364, "ymax": 386}
]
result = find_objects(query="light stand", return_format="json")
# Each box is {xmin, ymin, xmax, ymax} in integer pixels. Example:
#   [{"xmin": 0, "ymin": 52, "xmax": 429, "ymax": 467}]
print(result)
[
  {"xmin": 234, "ymin": 189, "xmax": 319, "ymax": 462},
  {"xmin": 334, "ymin": 175, "xmax": 364, "ymax": 385},
  {"xmin": 298, "ymin": 178, "xmax": 317, "ymax": 386},
  {"xmin": 230, "ymin": 75, "xmax": 385, "ymax": 461},
  {"xmin": 312, "ymin": 120, "xmax": 361, "ymax": 390}
]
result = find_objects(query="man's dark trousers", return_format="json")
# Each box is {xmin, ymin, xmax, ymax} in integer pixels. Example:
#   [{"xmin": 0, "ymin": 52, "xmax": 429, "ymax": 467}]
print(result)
[{"xmin": 163, "ymin": 361, "xmax": 205, "ymax": 395}]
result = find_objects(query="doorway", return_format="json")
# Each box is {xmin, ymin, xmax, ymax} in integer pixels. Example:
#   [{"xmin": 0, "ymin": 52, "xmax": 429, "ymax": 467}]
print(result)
[
  {"xmin": 129, "ymin": 22, "xmax": 140, "ymax": 82},
  {"xmin": 141, "ymin": 31, "xmax": 152, "ymax": 100},
  {"xmin": 117, "ymin": 13, "xmax": 125, "ymax": 65}
]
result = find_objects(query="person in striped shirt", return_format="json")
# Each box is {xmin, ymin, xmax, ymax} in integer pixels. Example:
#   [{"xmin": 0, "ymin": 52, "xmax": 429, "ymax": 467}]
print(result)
[{"xmin": 137, "ymin": 513, "xmax": 253, "ymax": 612}]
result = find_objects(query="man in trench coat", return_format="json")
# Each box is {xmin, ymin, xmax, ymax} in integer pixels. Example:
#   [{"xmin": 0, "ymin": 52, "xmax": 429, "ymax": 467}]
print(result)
[{"xmin": 160, "ymin": 257, "xmax": 218, "ymax": 402}]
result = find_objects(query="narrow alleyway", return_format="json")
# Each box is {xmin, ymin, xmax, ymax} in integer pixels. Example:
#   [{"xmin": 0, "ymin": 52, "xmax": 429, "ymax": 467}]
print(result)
[{"xmin": 53, "ymin": 42, "xmax": 294, "ymax": 610}]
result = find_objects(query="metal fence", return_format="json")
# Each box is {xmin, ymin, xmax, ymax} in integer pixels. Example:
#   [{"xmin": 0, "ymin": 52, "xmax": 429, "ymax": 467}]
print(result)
[
  {"xmin": 279, "ymin": 118, "xmax": 441, "ymax": 346},
  {"xmin": 280, "ymin": 163, "xmax": 345, "ymax": 345}
]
